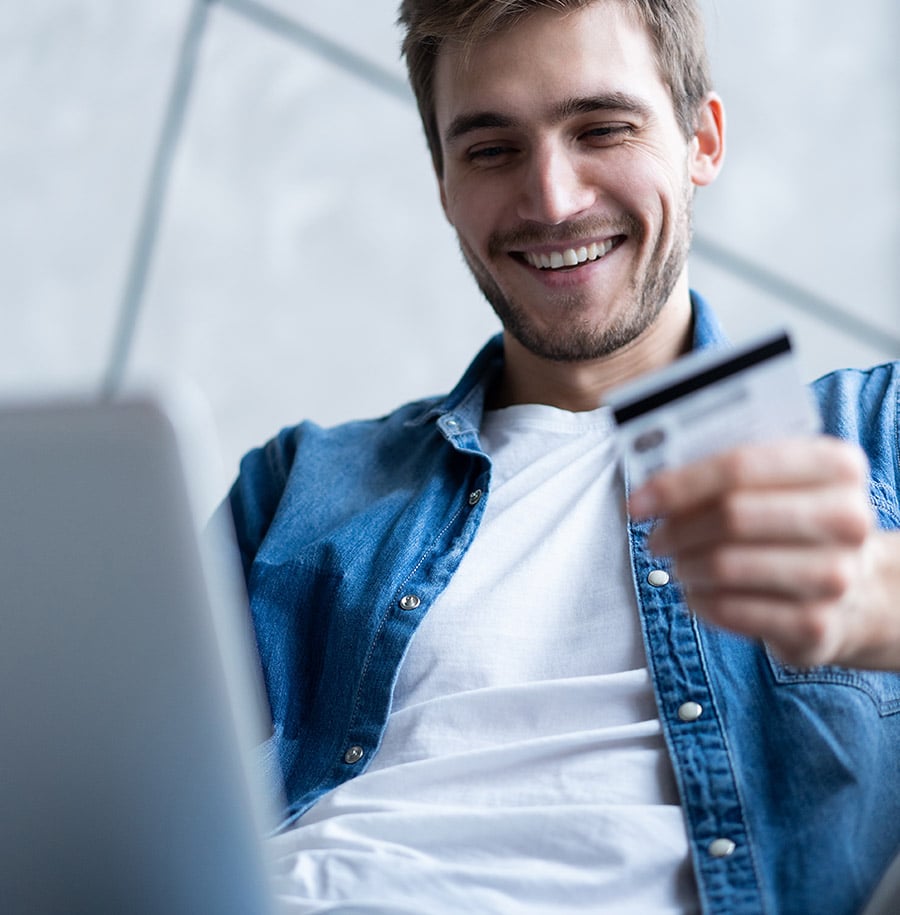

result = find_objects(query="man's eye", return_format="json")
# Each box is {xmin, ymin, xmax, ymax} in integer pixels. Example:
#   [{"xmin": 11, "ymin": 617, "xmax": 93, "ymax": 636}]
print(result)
[
  {"xmin": 468, "ymin": 145, "xmax": 514, "ymax": 165},
  {"xmin": 583, "ymin": 125, "xmax": 631, "ymax": 144}
]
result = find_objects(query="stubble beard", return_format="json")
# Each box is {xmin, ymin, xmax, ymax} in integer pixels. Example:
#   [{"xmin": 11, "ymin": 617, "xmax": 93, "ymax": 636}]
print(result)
[{"xmin": 459, "ymin": 188, "xmax": 694, "ymax": 364}]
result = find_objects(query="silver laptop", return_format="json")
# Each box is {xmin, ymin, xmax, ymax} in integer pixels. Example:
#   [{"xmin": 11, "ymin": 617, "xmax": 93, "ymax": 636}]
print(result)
[
  {"xmin": 0, "ymin": 391, "xmax": 278, "ymax": 914},
  {"xmin": 863, "ymin": 851, "xmax": 900, "ymax": 915}
]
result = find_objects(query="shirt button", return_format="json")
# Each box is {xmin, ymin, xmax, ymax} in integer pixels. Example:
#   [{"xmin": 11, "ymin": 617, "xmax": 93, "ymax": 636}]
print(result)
[
  {"xmin": 344, "ymin": 745, "xmax": 365, "ymax": 765},
  {"xmin": 648, "ymin": 569, "xmax": 670, "ymax": 587},
  {"xmin": 399, "ymin": 594, "xmax": 421, "ymax": 611},
  {"xmin": 708, "ymin": 838, "xmax": 736, "ymax": 858},
  {"xmin": 445, "ymin": 416, "xmax": 460, "ymax": 431},
  {"xmin": 468, "ymin": 489, "xmax": 483, "ymax": 506},
  {"xmin": 678, "ymin": 701, "xmax": 703, "ymax": 722}
]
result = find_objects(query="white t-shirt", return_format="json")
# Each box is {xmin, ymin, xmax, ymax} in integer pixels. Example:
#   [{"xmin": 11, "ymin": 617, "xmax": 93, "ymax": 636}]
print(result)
[{"xmin": 268, "ymin": 404, "xmax": 699, "ymax": 913}]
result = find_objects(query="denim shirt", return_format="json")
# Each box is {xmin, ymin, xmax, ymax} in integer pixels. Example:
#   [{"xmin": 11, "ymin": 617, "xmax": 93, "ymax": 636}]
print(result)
[{"xmin": 229, "ymin": 293, "xmax": 900, "ymax": 915}]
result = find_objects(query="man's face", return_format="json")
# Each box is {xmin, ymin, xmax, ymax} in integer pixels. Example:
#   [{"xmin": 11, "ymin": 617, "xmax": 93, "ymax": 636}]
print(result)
[{"xmin": 434, "ymin": 1, "xmax": 719, "ymax": 363}]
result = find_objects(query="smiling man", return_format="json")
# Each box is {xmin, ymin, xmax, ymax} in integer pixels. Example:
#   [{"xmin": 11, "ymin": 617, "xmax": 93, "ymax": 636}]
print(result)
[{"xmin": 229, "ymin": 1, "xmax": 900, "ymax": 912}]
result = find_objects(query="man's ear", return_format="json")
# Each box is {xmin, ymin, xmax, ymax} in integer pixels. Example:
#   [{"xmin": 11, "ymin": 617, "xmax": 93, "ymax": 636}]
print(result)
[{"xmin": 689, "ymin": 92, "xmax": 725, "ymax": 187}]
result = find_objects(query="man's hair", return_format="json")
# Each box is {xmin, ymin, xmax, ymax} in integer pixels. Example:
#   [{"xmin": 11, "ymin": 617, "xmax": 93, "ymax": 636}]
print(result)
[{"xmin": 397, "ymin": 0, "xmax": 712, "ymax": 175}]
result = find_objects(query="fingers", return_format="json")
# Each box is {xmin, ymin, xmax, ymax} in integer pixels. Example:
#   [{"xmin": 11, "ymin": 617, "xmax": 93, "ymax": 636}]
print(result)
[
  {"xmin": 649, "ymin": 485, "xmax": 873, "ymax": 555},
  {"xmin": 624, "ymin": 435, "xmax": 894, "ymax": 669},
  {"xmin": 629, "ymin": 436, "xmax": 869, "ymax": 520},
  {"xmin": 672, "ymin": 541, "xmax": 872, "ymax": 668},
  {"xmin": 683, "ymin": 591, "xmax": 842, "ymax": 668},
  {"xmin": 674, "ymin": 543, "xmax": 863, "ymax": 601},
  {"xmin": 677, "ymin": 532, "xmax": 896, "ymax": 669}
]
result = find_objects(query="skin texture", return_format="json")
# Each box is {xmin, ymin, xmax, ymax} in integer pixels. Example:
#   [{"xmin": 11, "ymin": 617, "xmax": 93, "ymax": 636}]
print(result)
[{"xmin": 432, "ymin": 0, "xmax": 900, "ymax": 672}]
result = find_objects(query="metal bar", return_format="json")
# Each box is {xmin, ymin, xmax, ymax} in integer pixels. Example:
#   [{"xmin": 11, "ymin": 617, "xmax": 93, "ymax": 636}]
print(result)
[
  {"xmin": 101, "ymin": 0, "xmax": 211, "ymax": 398},
  {"xmin": 692, "ymin": 233, "xmax": 900, "ymax": 354},
  {"xmin": 217, "ymin": 0, "xmax": 411, "ymax": 103}
]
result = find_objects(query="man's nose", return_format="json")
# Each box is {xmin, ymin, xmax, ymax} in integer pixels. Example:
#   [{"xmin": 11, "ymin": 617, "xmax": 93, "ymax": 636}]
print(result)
[{"xmin": 516, "ymin": 146, "xmax": 596, "ymax": 225}]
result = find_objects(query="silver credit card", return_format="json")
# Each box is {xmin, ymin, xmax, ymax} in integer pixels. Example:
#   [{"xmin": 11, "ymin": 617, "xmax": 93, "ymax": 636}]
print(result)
[{"xmin": 605, "ymin": 329, "xmax": 822, "ymax": 489}]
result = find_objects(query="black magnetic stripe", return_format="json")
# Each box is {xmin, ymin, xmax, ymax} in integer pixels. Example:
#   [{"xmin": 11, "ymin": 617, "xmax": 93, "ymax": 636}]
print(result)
[{"xmin": 612, "ymin": 334, "xmax": 791, "ymax": 424}]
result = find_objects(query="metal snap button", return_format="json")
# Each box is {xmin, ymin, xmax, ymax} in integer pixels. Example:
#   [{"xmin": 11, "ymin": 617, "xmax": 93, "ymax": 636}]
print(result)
[
  {"xmin": 648, "ymin": 569, "xmax": 670, "ymax": 587},
  {"xmin": 678, "ymin": 701, "xmax": 703, "ymax": 723},
  {"xmin": 708, "ymin": 838, "xmax": 736, "ymax": 858},
  {"xmin": 344, "ymin": 745, "xmax": 365, "ymax": 765},
  {"xmin": 399, "ymin": 594, "xmax": 421, "ymax": 611}
]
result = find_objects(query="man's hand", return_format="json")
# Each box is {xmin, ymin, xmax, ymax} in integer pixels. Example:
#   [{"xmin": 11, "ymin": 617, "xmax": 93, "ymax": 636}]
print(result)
[{"xmin": 628, "ymin": 436, "xmax": 900, "ymax": 671}]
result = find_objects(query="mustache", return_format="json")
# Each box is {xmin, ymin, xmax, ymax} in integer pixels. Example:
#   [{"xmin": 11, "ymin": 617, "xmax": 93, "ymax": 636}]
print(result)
[{"xmin": 487, "ymin": 214, "xmax": 642, "ymax": 257}]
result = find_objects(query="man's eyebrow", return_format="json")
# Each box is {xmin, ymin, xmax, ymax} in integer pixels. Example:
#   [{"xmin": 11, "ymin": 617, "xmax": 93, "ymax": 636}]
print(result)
[
  {"xmin": 552, "ymin": 93, "xmax": 653, "ymax": 121},
  {"xmin": 443, "ymin": 93, "xmax": 652, "ymax": 146},
  {"xmin": 444, "ymin": 112, "xmax": 518, "ymax": 146}
]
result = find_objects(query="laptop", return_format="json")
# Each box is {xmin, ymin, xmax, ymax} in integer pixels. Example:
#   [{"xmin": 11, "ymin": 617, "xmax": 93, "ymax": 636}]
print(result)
[
  {"xmin": 0, "ymin": 389, "xmax": 279, "ymax": 914},
  {"xmin": 863, "ymin": 851, "xmax": 900, "ymax": 915}
]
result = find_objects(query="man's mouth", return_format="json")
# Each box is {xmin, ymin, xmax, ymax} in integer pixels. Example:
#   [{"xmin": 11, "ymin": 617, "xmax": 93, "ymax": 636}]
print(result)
[{"xmin": 518, "ymin": 236, "xmax": 621, "ymax": 271}]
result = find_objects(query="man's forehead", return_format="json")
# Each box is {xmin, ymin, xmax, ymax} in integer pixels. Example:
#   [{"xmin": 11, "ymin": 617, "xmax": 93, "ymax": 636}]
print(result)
[
  {"xmin": 434, "ymin": 0, "xmax": 651, "ymax": 70},
  {"xmin": 433, "ymin": 2, "xmax": 668, "ymax": 129}
]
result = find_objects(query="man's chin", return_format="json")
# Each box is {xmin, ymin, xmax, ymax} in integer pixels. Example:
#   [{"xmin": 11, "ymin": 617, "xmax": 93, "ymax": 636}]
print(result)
[
  {"xmin": 504, "ymin": 322, "xmax": 650, "ymax": 364},
  {"xmin": 489, "ymin": 293, "xmax": 659, "ymax": 363}
]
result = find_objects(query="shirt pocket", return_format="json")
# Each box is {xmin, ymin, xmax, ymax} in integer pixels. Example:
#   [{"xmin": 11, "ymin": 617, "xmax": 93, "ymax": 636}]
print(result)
[{"xmin": 766, "ymin": 647, "xmax": 900, "ymax": 717}]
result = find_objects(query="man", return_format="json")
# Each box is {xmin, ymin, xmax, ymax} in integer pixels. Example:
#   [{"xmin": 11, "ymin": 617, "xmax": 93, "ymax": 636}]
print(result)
[{"xmin": 229, "ymin": 1, "xmax": 900, "ymax": 911}]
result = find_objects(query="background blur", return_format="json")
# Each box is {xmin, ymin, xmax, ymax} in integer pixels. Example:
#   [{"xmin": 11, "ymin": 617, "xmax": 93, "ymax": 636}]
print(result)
[{"xmin": 2, "ymin": 0, "xmax": 898, "ymax": 492}]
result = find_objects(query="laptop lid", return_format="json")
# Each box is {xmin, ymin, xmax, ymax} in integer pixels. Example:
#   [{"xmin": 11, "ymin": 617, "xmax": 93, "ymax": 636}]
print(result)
[
  {"xmin": 0, "ymin": 392, "xmax": 277, "ymax": 915},
  {"xmin": 862, "ymin": 850, "xmax": 900, "ymax": 915}
]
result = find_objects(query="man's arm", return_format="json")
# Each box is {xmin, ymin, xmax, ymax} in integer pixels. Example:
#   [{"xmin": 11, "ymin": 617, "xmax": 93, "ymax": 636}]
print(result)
[{"xmin": 629, "ymin": 436, "xmax": 900, "ymax": 671}]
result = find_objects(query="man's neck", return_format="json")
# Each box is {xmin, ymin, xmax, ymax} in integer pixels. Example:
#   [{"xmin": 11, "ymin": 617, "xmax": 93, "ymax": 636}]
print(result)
[{"xmin": 491, "ymin": 293, "xmax": 694, "ymax": 412}]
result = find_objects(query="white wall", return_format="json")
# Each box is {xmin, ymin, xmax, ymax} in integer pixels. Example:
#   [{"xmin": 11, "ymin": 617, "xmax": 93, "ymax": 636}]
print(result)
[{"xmin": 2, "ymin": 0, "xmax": 897, "ymax": 481}]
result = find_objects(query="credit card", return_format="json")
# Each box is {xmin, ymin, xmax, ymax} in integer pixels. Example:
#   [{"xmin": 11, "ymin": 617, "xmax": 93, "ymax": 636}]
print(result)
[{"xmin": 605, "ymin": 329, "xmax": 822, "ymax": 489}]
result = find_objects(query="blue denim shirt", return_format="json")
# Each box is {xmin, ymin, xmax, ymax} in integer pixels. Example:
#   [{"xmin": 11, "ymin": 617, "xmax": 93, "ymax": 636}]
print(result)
[{"xmin": 229, "ymin": 293, "xmax": 900, "ymax": 915}]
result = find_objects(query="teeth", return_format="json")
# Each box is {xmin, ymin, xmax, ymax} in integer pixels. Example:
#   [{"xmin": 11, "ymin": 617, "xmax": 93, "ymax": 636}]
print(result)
[{"xmin": 524, "ymin": 238, "xmax": 615, "ymax": 270}]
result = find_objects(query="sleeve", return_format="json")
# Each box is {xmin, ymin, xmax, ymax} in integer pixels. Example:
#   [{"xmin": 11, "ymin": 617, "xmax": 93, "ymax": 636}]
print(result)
[{"xmin": 227, "ymin": 426, "xmax": 299, "ymax": 582}]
